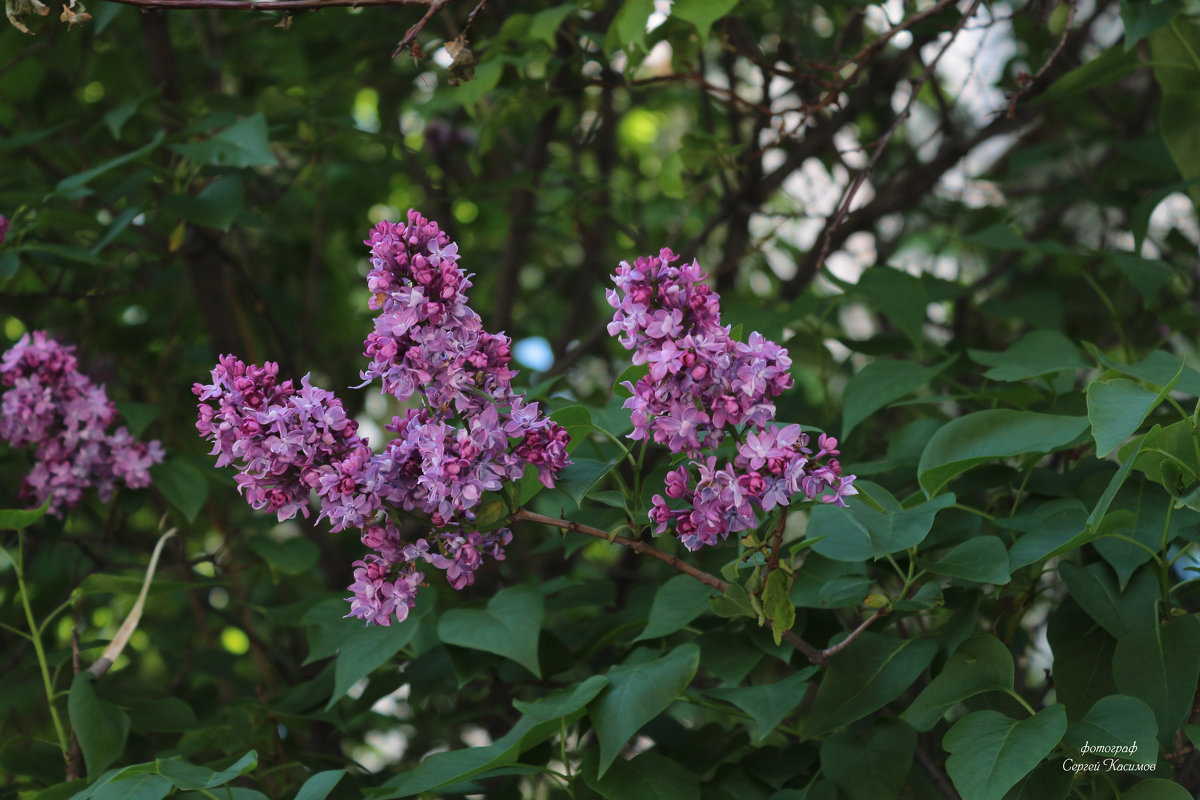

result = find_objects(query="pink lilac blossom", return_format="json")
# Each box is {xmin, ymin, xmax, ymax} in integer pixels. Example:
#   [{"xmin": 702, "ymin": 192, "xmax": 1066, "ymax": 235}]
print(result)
[
  {"xmin": 608, "ymin": 248, "xmax": 857, "ymax": 551},
  {"xmin": 607, "ymin": 249, "xmax": 792, "ymax": 454},
  {"xmin": 195, "ymin": 210, "xmax": 570, "ymax": 626},
  {"xmin": 0, "ymin": 331, "xmax": 165, "ymax": 516}
]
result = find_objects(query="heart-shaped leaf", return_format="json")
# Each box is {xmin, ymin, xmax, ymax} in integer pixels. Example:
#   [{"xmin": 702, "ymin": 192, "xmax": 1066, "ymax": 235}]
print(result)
[
  {"xmin": 589, "ymin": 644, "xmax": 700, "ymax": 776},
  {"xmin": 944, "ymin": 705, "xmax": 1068, "ymax": 800},
  {"xmin": 438, "ymin": 584, "xmax": 544, "ymax": 678}
]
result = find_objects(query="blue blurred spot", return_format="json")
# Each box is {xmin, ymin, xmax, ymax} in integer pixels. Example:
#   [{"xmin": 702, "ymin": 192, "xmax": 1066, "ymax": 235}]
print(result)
[{"xmin": 514, "ymin": 337, "xmax": 554, "ymax": 371}]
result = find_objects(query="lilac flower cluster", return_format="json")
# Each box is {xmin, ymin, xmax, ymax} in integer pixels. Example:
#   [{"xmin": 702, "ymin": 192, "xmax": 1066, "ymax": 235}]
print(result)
[
  {"xmin": 195, "ymin": 210, "xmax": 570, "ymax": 625},
  {"xmin": 0, "ymin": 215, "xmax": 9, "ymax": 244},
  {"xmin": 607, "ymin": 248, "xmax": 857, "ymax": 551},
  {"xmin": 0, "ymin": 331, "xmax": 165, "ymax": 515},
  {"xmin": 194, "ymin": 357, "xmax": 374, "ymax": 526},
  {"xmin": 608, "ymin": 249, "xmax": 792, "ymax": 454}
]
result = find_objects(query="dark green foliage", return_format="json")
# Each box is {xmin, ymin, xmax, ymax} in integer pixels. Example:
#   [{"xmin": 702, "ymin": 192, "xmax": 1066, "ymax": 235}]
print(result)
[{"xmin": 4, "ymin": 0, "xmax": 1200, "ymax": 797}]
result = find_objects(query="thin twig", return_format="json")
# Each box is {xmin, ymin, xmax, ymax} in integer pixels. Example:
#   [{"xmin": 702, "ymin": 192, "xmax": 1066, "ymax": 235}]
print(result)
[
  {"xmin": 812, "ymin": 0, "xmax": 984, "ymax": 275},
  {"xmin": 795, "ymin": 0, "xmax": 961, "ymax": 116},
  {"xmin": 461, "ymin": 0, "xmax": 484, "ymax": 35},
  {"xmin": 766, "ymin": 509, "xmax": 787, "ymax": 574},
  {"xmin": 1006, "ymin": 0, "xmax": 1077, "ymax": 116},
  {"xmin": 510, "ymin": 508, "xmax": 829, "ymax": 663},
  {"xmin": 512, "ymin": 508, "xmax": 729, "ymax": 592},
  {"xmin": 100, "ymin": 0, "xmax": 431, "ymax": 9},
  {"xmin": 391, "ymin": 0, "xmax": 447, "ymax": 58},
  {"xmin": 86, "ymin": 528, "xmax": 177, "ymax": 678},
  {"xmin": 820, "ymin": 607, "xmax": 886, "ymax": 659}
]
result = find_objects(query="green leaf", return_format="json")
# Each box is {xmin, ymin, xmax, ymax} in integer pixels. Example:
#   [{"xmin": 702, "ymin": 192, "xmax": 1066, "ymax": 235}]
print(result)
[
  {"xmin": 1037, "ymin": 44, "xmax": 1140, "ymax": 103},
  {"xmin": 1122, "ymin": 420, "xmax": 1200, "ymax": 494},
  {"xmin": 903, "ymin": 635, "xmax": 1014, "ymax": 732},
  {"xmin": 917, "ymin": 411, "xmax": 1090, "ymax": 496},
  {"xmin": 589, "ymin": 644, "xmax": 700, "ymax": 776},
  {"xmin": 944, "ymin": 705, "xmax": 1068, "ymax": 800},
  {"xmin": 917, "ymin": 536, "xmax": 1011, "ymax": 585},
  {"xmin": 965, "ymin": 224, "xmax": 1074, "ymax": 254},
  {"xmin": 634, "ymin": 574, "xmax": 714, "ymax": 641},
  {"xmin": 115, "ymin": 402, "xmax": 160, "ymax": 439},
  {"xmin": 820, "ymin": 719, "xmax": 916, "ymax": 800},
  {"xmin": 454, "ymin": 59, "xmax": 504, "ymax": 108},
  {"xmin": 1046, "ymin": 598, "xmax": 1120, "ymax": 719},
  {"xmin": 849, "ymin": 266, "xmax": 928, "ymax": 346},
  {"xmin": 327, "ymin": 616, "xmax": 421, "ymax": 709},
  {"xmin": 1087, "ymin": 345, "xmax": 1200, "ymax": 396},
  {"xmin": 51, "ymin": 130, "xmax": 166, "ymax": 198},
  {"xmin": 609, "ymin": 0, "xmax": 654, "ymax": 51},
  {"xmin": 17, "ymin": 243, "xmax": 109, "ymax": 267},
  {"xmin": 437, "ymin": 584, "xmax": 544, "ymax": 678},
  {"xmin": 612, "ymin": 363, "xmax": 649, "ymax": 399},
  {"xmin": 1107, "ymin": 252, "xmax": 1175, "ymax": 304},
  {"xmin": 967, "ymin": 330, "xmax": 1086, "ymax": 382},
  {"xmin": 103, "ymin": 95, "xmax": 146, "ymax": 140},
  {"xmin": 527, "ymin": 4, "xmax": 576, "ymax": 47},
  {"xmin": 790, "ymin": 555, "xmax": 869, "ymax": 609},
  {"xmin": 0, "ymin": 498, "xmax": 51, "ymax": 530},
  {"xmin": 150, "ymin": 459, "xmax": 209, "ymax": 523},
  {"xmin": 550, "ymin": 404, "xmax": 592, "ymax": 450},
  {"xmin": 1086, "ymin": 379, "xmax": 1161, "ymax": 456},
  {"xmin": 1064, "ymin": 695, "xmax": 1158, "ymax": 765},
  {"xmin": 554, "ymin": 457, "xmax": 620, "ymax": 510},
  {"xmin": 293, "ymin": 770, "xmax": 345, "ymax": 800},
  {"xmin": 513, "ymin": 675, "xmax": 609, "ymax": 722},
  {"xmin": 0, "ymin": 251, "xmax": 18, "ymax": 284},
  {"xmin": 810, "ymin": 493, "xmax": 955, "ymax": 561},
  {"xmin": 998, "ymin": 757, "xmax": 1073, "ymax": 800},
  {"xmin": 370, "ymin": 707, "xmax": 579, "ymax": 798},
  {"xmin": 69, "ymin": 673, "xmax": 131, "ymax": 780},
  {"xmin": 1005, "ymin": 499, "xmax": 1089, "ymax": 569},
  {"xmin": 1059, "ymin": 562, "xmax": 1158, "ymax": 640},
  {"xmin": 804, "ymin": 633, "xmax": 937, "ymax": 736},
  {"xmin": 841, "ymin": 356, "xmax": 956, "ymax": 438},
  {"xmin": 1122, "ymin": 0, "xmax": 1183, "ymax": 49},
  {"xmin": 247, "ymin": 533, "xmax": 320, "ymax": 575},
  {"xmin": 671, "ymin": 0, "xmax": 738, "ymax": 39},
  {"xmin": 705, "ymin": 668, "xmax": 817, "ymax": 742},
  {"xmin": 1087, "ymin": 437, "xmax": 1145, "ymax": 532},
  {"xmin": 157, "ymin": 751, "xmax": 257, "ymax": 790},
  {"xmin": 1123, "ymin": 779, "xmax": 1194, "ymax": 800},
  {"xmin": 170, "ymin": 113, "xmax": 278, "ymax": 168},
  {"xmin": 762, "ymin": 568, "xmax": 796, "ymax": 645},
  {"xmin": 1151, "ymin": 17, "xmax": 1200, "ymax": 208},
  {"xmin": 161, "ymin": 177, "xmax": 245, "ymax": 232},
  {"xmin": 86, "ymin": 773, "xmax": 173, "ymax": 800},
  {"xmin": 1112, "ymin": 614, "xmax": 1200, "ymax": 744},
  {"xmin": 709, "ymin": 582, "xmax": 758, "ymax": 619},
  {"xmin": 586, "ymin": 751, "xmax": 700, "ymax": 799}
]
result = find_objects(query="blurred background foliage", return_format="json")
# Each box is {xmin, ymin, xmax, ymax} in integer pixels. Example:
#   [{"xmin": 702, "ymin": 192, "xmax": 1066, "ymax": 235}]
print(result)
[{"xmin": 3, "ymin": 0, "xmax": 1200, "ymax": 797}]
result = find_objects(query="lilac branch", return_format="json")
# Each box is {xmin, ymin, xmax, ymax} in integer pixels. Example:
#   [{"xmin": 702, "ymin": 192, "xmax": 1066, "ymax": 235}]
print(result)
[
  {"xmin": 811, "ymin": 0, "xmax": 985, "ymax": 275},
  {"xmin": 511, "ymin": 508, "xmax": 730, "ymax": 593},
  {"xmin": 391, "ymin": 0, "xmax": 447, "ymax": 58},
  {"xmin": 1006, "ymin": 0, "xmax": 1078, "ymax": 116},
  {"xmin": 511, "ymin": 508, "xmax": 830, "ymax": 664},
  {"xmin": 819, "ymin": 607, "xmax": 886, "ymax": 660}
]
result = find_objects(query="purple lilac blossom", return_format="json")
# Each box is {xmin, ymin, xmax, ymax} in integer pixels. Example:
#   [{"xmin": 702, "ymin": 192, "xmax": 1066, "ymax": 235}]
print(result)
[
  {"xmin": 608, "ymin": 248, "xmax": 857, "ymax": 551},
  {"xmin": 0, "ymin": 331, "xmax": 164, "ymax": 515},
  {"xmin": 195, "ymin": 210, "xmax": 570, "ymax": 625},
  {"xmin": 0, "ymin": 215, "xmax": 9, "ymax": 244}
]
